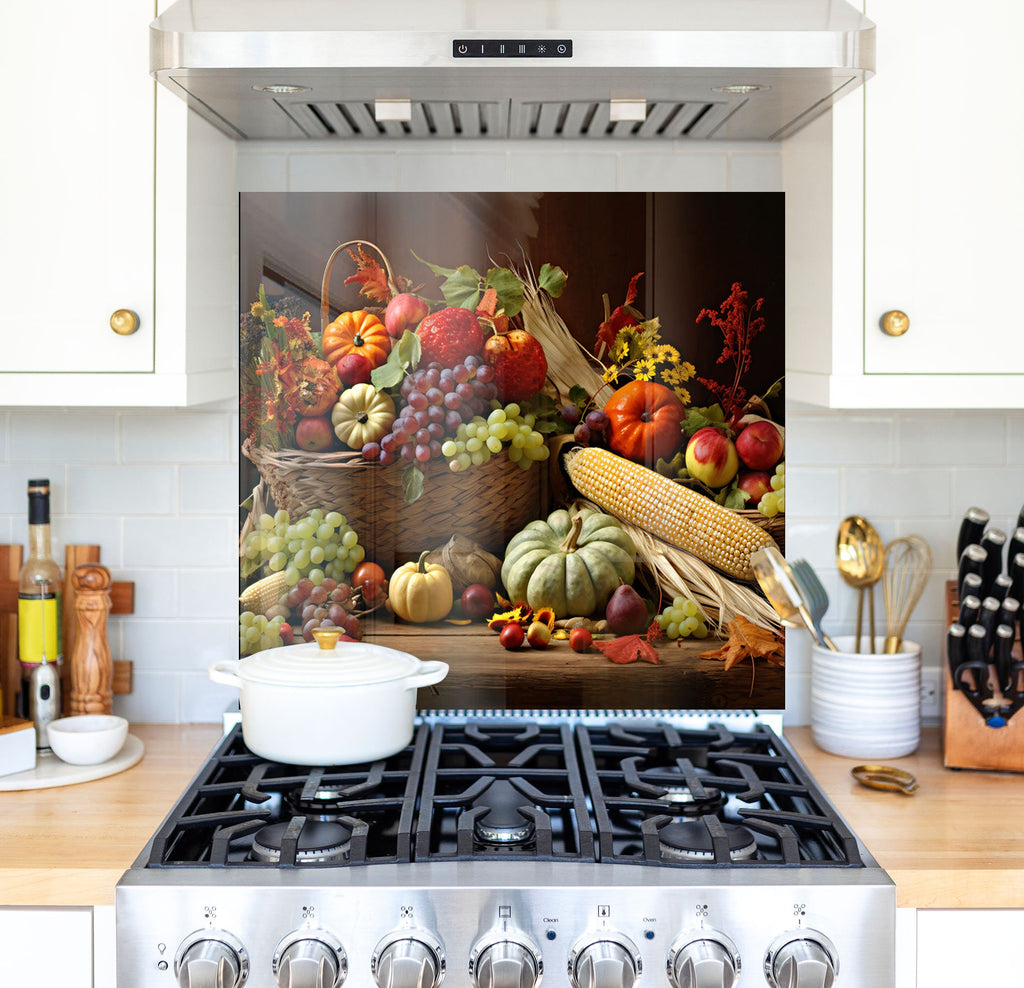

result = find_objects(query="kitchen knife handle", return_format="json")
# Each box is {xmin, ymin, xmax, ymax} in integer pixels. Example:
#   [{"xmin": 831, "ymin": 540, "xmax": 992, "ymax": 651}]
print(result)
[
  {"xmin": 958, "ymin": 545, "xmax": 988, "ymax": 599},
  {"xmin": 947, "ymin": 623, "xmax": 966, "ymax": 689},
  {"xmin": 994, "ymin": 623, "xmax": 1016, "ymax": 695},
  {"xmin": 998, "ymin": 596, "xmax": 1020, "ymax": 632},
  {"xmin": 978, "ymin": 596, "xmax": 1002, "ymax": 652},
  {"xmin": 957, "ymin": 506, "xmax": 990, "ymax": 562},
  {"xmin": 963, "ymin": 623, "xmax": 993, "ymax": 698},
  {"xmin": 980, "ymin": 528, "xmax": 1008, "ymax": 587},
  {"xmin": 1010, "ymin": 553, "xmax": 1024, "ymax": 605},
  {"xmin": 1008, "ymin": 527, "xmax": 1024, "ymax": 568},
  {"xmin": 958, "ymin": 594, "xmax": 982, "ymax": 628},
  {"xmin": 990, "ymin": 573, "xmax": 1014, "ymax": 603}
]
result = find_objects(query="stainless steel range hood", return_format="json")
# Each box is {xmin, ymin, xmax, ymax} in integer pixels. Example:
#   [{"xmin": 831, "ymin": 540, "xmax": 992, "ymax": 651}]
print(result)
[{"xmin": 151, "ymin": 0, "xmax": 874, "ymax": 142}]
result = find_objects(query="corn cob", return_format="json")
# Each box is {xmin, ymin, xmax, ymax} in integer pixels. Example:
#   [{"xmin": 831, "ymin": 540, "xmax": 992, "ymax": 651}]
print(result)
[
  {"xmin": 564, "ymin": 446, "xmax": 777, "ymax": 582},
  {"xmin": 239, "ymin": 571, "xmax": 289, "ymax": 613}
]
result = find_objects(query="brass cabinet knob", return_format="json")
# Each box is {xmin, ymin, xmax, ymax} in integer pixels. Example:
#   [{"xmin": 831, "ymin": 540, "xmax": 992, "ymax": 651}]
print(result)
[
  {"xmin": 880, "ymin": 310, "xmax": 910, "ymax": 337},
  {"xmin": 109, "ymin": 308, "xmax": 140, "ymax": 336}
]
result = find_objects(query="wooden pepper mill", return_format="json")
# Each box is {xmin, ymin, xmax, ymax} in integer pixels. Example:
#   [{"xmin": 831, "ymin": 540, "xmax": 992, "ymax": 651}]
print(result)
[{"xmin": 69, "ymin": 563, "xmax": 113, "ymax": 715}]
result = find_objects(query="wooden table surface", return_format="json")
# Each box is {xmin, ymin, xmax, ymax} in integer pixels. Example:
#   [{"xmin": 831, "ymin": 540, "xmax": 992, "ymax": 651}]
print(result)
[{"xmin": 1, "ymin": 723, "xmax": 1020, "ymax": 909}]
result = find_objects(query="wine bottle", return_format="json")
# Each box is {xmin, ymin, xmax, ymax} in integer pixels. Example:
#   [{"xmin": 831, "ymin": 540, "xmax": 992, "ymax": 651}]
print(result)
[{"xmin": 18, "ymin": 479, "xmax": 62, "ymax": 721}]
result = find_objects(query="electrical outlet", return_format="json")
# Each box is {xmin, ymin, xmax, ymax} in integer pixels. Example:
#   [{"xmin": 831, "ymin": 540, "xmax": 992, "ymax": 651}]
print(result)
[{"xmin": 920, "ymin": 667, "xmax": 942, "ymax": 720}]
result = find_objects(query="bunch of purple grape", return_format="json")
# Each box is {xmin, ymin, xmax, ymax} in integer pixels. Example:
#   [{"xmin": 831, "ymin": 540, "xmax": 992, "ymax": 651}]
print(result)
[
  {"xmin": 361, "ymin": 357, "xmax": 499, "ymax": 465},
  {"xmin": 559, "ymin": 404, "xmax": 611, "ymax": 447}
]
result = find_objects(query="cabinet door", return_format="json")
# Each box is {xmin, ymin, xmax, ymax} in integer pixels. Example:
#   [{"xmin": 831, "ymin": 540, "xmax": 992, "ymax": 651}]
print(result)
[
  {"xmin": 863, "ymin": 0, "xmax": 1024, "ymax": 376},
  {"xmin": 1, "ymin": 0, "xmax": 154, "ymax": 373},
  {"xmin": 916, "ymin": 910, "xmax": 1020, "ymax": 985},
  {"xmin": 0, "ymin": 907, "xmax": 94, "ymax": 988}
]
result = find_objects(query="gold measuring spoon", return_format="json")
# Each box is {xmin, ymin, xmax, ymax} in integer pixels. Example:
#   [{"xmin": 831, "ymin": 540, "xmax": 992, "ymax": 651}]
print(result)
[{"xmin": 836, "ymin": 516, "xmax": 886, "ymax": 653}]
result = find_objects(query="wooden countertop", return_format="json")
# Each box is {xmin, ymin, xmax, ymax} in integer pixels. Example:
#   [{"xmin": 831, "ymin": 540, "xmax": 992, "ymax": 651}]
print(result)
[{"xmin": 1, "ymin": 724, "xmax": 1020, "ymax": 910}]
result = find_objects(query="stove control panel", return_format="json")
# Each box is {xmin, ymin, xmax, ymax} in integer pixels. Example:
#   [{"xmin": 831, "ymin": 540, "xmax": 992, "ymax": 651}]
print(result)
[
  {"xmin": 667, "ymin": 930, "xmax": 740, "ymax": 988},
  {"xmin": 764, "ymin": 930, "xmax": 839, "ymax": 988}
]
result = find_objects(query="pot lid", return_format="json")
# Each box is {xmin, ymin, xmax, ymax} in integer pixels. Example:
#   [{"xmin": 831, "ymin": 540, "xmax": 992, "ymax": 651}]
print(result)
[{"xmin": 236, "ymin": 634, "xmax": 426, "ymax": 688}]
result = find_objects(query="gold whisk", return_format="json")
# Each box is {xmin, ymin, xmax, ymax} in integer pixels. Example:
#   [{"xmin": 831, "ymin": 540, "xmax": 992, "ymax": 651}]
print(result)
[{"xmin": 882, "ymin": 535, "xmax": 933, "ymax": 653}]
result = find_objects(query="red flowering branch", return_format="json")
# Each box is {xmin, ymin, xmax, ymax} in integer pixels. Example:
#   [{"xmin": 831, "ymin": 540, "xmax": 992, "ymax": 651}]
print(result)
[{"xmin": 695, "ymin": 282, "xmax": 766, "ymax": 422}]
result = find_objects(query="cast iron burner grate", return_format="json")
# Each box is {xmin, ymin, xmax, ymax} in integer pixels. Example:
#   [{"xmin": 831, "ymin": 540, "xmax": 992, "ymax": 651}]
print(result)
[{"xmin": 141, "ymin": 720, "xmax": 863, "ymax": 870}]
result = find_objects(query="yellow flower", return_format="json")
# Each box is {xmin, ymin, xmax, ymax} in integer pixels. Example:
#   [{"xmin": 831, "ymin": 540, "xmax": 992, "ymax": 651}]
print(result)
[
  {"xmin": 250, "ymin": 301, "xmax": 267, "ymax": 320},
  {"xmin": 673, "ymin": 387, "xmax": 692, "ymax": 405},
  {"xmin": 652, "ymin": 344, "xmax": 679, "ymax": 362},
  {"xmin": 613, "ymin": 337, "xmax": 632, "ymax": 362},
  {"xmin": 634, "ymin": 358, "xmax": 657, "ymax": 380},
  {"xmin": 602, "ymin": 364, "xmax": 621, "ymax": 383}
]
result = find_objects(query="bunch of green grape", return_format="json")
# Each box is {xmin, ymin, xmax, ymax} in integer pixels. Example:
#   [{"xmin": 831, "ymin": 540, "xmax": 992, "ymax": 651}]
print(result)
[
  {"xmin": 657, "ymin": 596, "xmax": 710, "ymax": 640},
  {"xmin": 241, "ymin": 508, "xmax": 365, "ymax": 587},
  {"xmin": 238, "ymin": 611, "xmax": 286, "ymax": 654},
  {"xmin": 758, "ymin": 462, "xmax": 786, "ymax": 518},
  {"xmin": 441, "ymin": 401, "xmax": 549, "ymax": 473}
]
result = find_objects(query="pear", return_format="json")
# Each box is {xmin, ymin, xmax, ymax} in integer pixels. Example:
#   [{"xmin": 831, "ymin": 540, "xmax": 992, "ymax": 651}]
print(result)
[{"xmin": 604, "ymin": 584, "xmax": 649, "ymax": 636}]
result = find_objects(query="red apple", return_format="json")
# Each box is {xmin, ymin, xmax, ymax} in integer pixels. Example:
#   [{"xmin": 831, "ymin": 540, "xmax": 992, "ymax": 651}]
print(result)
[
  {"xmin": 499, "ymin": 623, "xmax": 525, "ymax": 650},
  {"xmin": 461, "ymin": 583, "xmax": 495, "ymax": 621},
  {"xmin": 685, "ymin": 427, "xmax": 739, "ymax": 488},
  {"xmin": 384, "ymin": 294, "xmax": 430, "ymax": 338},
  {"xmin": 735, "ymin": 419, "xmax": 785, "ymax": 470},
  {"xmin": 333, "ymin": 352, "xmax": 373, "ymax": 387},
  {"xmin": 295, "ymin": 415, "xmax": 334, "ymax": 451},
  {"xmin": 736, "ymin": 470, "xmax": 773, "ymax": 508}
]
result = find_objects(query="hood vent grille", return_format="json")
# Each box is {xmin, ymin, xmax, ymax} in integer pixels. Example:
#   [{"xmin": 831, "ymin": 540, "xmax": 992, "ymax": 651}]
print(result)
[{"xmin": 279, "ymin": 98, "xmax": 735, "ymax": 140}]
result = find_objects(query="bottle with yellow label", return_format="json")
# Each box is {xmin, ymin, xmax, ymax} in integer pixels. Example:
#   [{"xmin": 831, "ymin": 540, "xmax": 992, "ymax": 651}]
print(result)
[{"xmin": 18, "ymin": 479, "xmax": 62, "ymax": 717}]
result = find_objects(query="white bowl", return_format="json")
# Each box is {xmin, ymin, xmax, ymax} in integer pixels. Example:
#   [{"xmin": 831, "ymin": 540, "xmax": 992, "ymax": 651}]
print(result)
[{"xmin": 47, "ymin": 715, "xmax": 128, "ymax": 765}]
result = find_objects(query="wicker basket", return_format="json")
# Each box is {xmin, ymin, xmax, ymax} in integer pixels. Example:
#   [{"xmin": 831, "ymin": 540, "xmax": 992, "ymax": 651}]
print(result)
[{"xmin": 243, "ymin": 437, "xmax": 544, "ymax": 567}]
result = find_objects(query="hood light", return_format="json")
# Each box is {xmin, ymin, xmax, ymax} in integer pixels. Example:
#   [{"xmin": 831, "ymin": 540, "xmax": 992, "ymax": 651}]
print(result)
[
  {"xmin": 252, "ymin": 84, "xmax": 311, "ymax": 94},
  {"xmin": 713, "ymin": 84, "xmax": 771, "ymax": 95}
]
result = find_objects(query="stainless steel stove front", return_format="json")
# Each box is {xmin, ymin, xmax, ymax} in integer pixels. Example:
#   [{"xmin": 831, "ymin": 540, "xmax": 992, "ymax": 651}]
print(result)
[{"xmin": 116, "ymin": 860, "xmax": 895, "ymax": 987}]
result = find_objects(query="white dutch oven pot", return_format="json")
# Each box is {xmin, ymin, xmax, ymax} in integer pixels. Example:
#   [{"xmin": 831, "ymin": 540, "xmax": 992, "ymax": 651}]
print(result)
[{"xmin": 209, "ymin": 629, "xmax": 448, "ymax": 765}]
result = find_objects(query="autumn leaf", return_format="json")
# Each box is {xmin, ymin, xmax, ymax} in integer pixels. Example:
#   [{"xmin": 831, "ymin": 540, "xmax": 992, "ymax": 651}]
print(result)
[
  {"xmin": 595, "ymin": 633, "xmax": 661, "ymax": 665},
  {"xmin": 699, "ymin": 615, "xmax": 784, "ymax": 671},
  {"xmin": 343, "ymin": 245, "xmax": 392, "ymax": 303},
  {"xmin": 595, "ymin": 271, "xmax": 644, "ymax": 360}
]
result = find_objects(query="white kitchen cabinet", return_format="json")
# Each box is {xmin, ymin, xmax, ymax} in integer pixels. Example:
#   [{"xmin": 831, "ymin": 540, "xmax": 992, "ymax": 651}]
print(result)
[
  {"xmin": 0, "ymin": 0, "xmax": 236, "ymax": 407},
  {"xmin": 784, "ymin": 0, "xmax": 1024, "ymax": 408},
  {"xmin": 0, "ymin": 906, "xmax": 94, "ymax": 987},
  {"xmin": 916, "ymin": 910, "xmax": 1021, "ymax": 985}
]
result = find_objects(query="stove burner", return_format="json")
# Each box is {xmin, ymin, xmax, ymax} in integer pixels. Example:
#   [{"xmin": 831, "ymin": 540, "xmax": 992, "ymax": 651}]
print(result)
[
  {"xmin": 251, "ymin": 820, "xmax": 352, "ymax": 864},
  {"xmin": 656, "ymin": 785, "xmax": 727, "ymax": 818},
  {"xmin": 658, "ymin": 821, "xmax": 757, "ymax": 863},
  {"xmin": 471, "ymin": 780, "xmax": 536, "ymax": 845}
]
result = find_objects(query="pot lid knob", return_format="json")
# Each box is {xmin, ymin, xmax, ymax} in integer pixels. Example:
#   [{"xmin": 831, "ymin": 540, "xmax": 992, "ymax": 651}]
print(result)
[{"xmin": 311, "ymin": 627, "xmax": 342, "ymax": 651}]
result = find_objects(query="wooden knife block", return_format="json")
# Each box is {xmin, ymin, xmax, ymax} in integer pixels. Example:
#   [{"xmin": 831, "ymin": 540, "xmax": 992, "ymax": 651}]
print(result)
[{"xmin": 943, "ymin": 580, "xmax": 1024, "ymax": 772}]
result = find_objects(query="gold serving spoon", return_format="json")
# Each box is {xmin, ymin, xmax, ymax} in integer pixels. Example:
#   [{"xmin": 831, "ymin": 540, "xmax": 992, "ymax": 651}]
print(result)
[{"xmin": 836, "ymin": 516, "xmax": 886, "ymax": 653}]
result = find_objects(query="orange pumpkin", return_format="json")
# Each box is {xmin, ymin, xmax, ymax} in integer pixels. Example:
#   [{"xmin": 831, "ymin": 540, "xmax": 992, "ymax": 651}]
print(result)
[
  {"xmin": 604, "ymin": 380, "xmax": 686, "ymax": 464},
  {"xmin": 322, "ymin": 310, "xmax": 392, "ymax": 371}
]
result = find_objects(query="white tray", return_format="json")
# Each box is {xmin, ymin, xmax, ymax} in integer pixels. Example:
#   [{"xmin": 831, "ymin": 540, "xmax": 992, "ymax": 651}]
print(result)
[{"xmin": 0, "ymin": 733, "xmax": 144, "ymax": 791}]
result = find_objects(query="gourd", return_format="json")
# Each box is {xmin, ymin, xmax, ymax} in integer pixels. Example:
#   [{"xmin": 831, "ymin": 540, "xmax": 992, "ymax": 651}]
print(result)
[
  {"xmin": 501, "ymin": 508, "xmax": 636, "ymax": 618},
  {"xmin": 331, "ymin": 384, "xmax": 396, "ymax": 449},
  {"xmin": 322, "ymin": 310, "xmax": 392, "ymax": 371},
  {"xmin": 604, "ymin": 380, "xmax": 686, "ymax": 464},
  {"xmin": 389, "ymin": 551, "xmax": 454, "ymax": 623}
]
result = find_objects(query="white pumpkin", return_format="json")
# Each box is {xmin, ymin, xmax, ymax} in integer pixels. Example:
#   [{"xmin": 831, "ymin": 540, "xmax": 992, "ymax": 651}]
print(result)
[{"xmin": 331, "ymin": 384, "xmax": 396, "ymax": 449}]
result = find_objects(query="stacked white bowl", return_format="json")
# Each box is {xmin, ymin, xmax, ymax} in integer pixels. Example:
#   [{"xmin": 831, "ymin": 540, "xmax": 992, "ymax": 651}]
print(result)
[{"xmin": 810, "ymin": 635, "xmax": 921, "ymax": 758}]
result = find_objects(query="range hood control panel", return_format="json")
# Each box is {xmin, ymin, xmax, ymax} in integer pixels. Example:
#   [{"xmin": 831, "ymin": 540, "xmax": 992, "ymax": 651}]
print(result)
[{"xmin": 452, "ymin": 40, "xmax": 573, "ymax": 58}]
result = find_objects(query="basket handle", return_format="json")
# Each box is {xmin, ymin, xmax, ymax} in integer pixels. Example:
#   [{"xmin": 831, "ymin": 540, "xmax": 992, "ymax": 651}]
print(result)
[
  {"xmin": 320, "ymin": 239, "xmax": 399, "ymax": 333},
  {"xmin": 238, "ymin": 479, "xmax": 267, "ymax": 560}
]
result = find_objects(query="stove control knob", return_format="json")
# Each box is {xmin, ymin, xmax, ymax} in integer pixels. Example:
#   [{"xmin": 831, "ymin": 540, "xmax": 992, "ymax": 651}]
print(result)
[
  {"xmin": 568, "ymin": 933, "xmax": 641, "ymax": 988},
  {"xmin": 470, "ymin": 934, "xmax": 543, "ymax": 988},
  {"xmin": 764, "ymin": 931, "xmax": 838, "ymax": 988},
  {"xmin": 174, "ymin": 930, "xmax": 249, "ymax": 988},
  {"xmin": 372, "ymin": 931, "xmax": 445, "ymax": 988},
  {"xmin": 668, "ymin": 931, "xmax": 740, "ymax": 988},
  {"xmin": 273, "ymin": 931, "xmax": 347, "ymax": 988}
]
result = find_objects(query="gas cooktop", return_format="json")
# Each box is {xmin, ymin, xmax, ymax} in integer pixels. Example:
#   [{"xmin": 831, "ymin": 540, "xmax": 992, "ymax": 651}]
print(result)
[
  {"xmin": 142, "ymin": 721, "xmax": 864, "ymax": 871},
  {"xmin": 117, "ymin": 718, "xmax": 895, "ymax": 987}
]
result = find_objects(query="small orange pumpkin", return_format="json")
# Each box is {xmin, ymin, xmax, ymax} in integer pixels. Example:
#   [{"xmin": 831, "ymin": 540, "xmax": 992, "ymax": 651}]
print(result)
[
  {"xmin": 604, "ymin": 380, "xmax": 686, "ymax": 464},
  {"xmin": 322, "ymin": 310, "xmax": 392, "ymax": 371}
]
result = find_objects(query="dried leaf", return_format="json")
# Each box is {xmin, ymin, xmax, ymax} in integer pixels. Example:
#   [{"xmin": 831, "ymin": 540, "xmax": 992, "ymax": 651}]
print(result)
[
  {"xmin": 699, "ymin": 615, "xmax": 784, "ymax": 671},
  {"xmin": 595, "ymin": 634, "xmax": 662, "ymax": 665},
  {"xmin": 344, "ymin": 245, "xmax": 392, "ymax": 303},
  {"xmin": 595, "ymin": 271, "xmax": 644, "ymax": 358}
]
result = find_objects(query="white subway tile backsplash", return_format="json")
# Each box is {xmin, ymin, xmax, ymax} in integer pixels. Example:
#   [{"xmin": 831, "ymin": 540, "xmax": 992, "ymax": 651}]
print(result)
[
  {"xmin": 843, "ymin": 467, "xmax": 951, "ymax": 518},
  {"xmin": 118, "ymin": 568, "xmax": 179, "ymax": 619},
  {"xmin": 69, "ymin": 465, "xmax": 176, "ymax": 515},
  {"xmin": 950, "ymin": 467, "xmax": 1024, "ymax": 524},
  {"xmin": 114, "ymin": 671, "xmax": 182, "ymax": 724},
  {"xmin": 179, "ymin": 568, "xmax": 238, "ymax": 620},
  {"xmin": 123, "ymin": 517, "xmax": 236, "ymax": 568},
  {"xmin": 121, "ymin": 412, "xmax": 230, "ymax": 463},
  {"xmin": 289, "ymin": 152, "xmax": 399, "ymax": 191},
  {"xmin": 897, "ymin": 413, "xmax": 1006, "ymax": 466},
  {"xmin": 179, "ymin": 671, "xmax": 239, "ymax": 724},
  {"xmin": 786, "ymin": 413, "xmax": 894, "ymax": 467},
  {"xmin": 783, "ymin": 467, "xmax": 839, "ymax": 518},
  {"xmin": 43, "ymin": 516, "xmax": 124, "ymax": 567},
  {"xmin": 123, "ymin": 618, "xmax": 234, "ymax": 671},
  {"xmin": 9, "ymin": 412, "xmax": 116, "ymax": 463},
  {"xmin": 181, "ymin": 464, "xmax": 238, "ymax": 515},
  {"xmin": 618, "ymin": 152, "xmax": 727, "ymax": 191}
]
